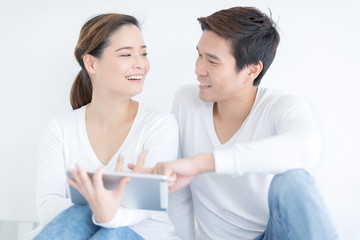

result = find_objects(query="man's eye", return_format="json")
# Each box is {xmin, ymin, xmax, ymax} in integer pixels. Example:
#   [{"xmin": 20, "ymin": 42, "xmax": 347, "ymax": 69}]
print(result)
[
  {"xmin": 120, "ymin": 54, "xmax": 131, "ymax": 57},
  {"xmin": 209, "ymin": 60, "xmax": 216, "ymax": 64},
  {"xmin": 142, "ymin": 53, "xmax": 148, "ymax": 57}
]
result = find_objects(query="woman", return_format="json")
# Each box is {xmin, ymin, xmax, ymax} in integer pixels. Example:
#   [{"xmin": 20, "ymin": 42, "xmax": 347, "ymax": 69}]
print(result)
[{"xmin": 30, "ymin": 13, "xmax": 179, "ymax": 239}]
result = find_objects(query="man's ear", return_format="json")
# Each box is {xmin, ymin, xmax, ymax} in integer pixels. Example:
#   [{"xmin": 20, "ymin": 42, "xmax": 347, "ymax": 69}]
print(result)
[
  {"xmin": 83, "ymin": 54, "xmax": 96, "ymax": 74},
  {"xmin": 247, "ymin": 61, "xmax": 263, "ymax": 82}
]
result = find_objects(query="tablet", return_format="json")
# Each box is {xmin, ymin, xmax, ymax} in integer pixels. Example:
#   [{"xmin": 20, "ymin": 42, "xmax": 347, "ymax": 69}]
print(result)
[{"xmin": 67, "ymin": 171, "xmax": 168, "ymax": 211}]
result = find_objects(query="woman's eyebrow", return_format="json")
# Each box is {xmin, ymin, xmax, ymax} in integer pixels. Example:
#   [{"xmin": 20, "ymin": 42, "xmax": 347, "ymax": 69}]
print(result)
[{"xmin": 115, "ymin": 45, "xmax": 147, "ymax": 52}]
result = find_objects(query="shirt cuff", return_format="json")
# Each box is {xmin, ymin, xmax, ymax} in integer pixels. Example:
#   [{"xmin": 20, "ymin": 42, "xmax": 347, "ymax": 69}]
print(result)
[
  {"xmin": 213, "ymin": 148, "xmax": 238, "ymax": 174},
  {"xmin": 92, "ymin": 213, "xmax": 118, "ymax": 228},
  {"xmin": 92, "ymin": 207, "xmax": 150, "ymax": 228}
]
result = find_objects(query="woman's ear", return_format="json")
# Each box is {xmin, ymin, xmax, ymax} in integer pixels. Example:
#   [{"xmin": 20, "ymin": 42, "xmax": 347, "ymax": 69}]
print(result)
[{"xmin": 83, "ymin": 54, "xmax": 96, "ymax": 74}]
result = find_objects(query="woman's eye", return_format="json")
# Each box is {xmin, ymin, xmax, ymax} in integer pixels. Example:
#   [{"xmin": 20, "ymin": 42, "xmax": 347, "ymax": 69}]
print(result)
[
  {"xmin": 120, "ymin": 54, "xmax": 131, "ymax": 57},
  {"xmin": 209, "ymin": 60, "xmax": 216, "ymax": 64},
  {"xmin": 142, "ymin": 53, "xmax": 148, "ymax": 57}
]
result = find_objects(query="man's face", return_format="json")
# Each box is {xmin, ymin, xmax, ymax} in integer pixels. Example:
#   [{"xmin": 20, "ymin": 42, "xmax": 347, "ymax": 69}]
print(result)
[{"xmin": 195, "ymin": 30, "xmax": 250, "ymax": 103}]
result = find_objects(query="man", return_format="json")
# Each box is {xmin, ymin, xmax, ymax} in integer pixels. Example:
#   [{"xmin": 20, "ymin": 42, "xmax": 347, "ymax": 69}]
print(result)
[{"xmin": 151, "ymin": 7, "xmax": 338, "ymax": 240}]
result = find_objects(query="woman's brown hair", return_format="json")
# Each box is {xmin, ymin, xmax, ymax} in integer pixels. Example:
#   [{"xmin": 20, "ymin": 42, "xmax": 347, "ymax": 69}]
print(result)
[{"xmin": 70, "ymin": 14, "xmax": 139, "ymax": 110}]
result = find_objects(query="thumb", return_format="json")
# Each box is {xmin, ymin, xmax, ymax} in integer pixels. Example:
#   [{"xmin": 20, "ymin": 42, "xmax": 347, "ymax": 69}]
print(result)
[{"xmin": 113, "ymin": 177, "xmax": 130, "ymax": 200}]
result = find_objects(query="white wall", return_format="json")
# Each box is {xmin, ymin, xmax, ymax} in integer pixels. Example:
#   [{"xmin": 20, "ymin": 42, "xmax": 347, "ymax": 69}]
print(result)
[{"xmin": 1, "ymin": 0, "xmax": 359, "ymax": 239}]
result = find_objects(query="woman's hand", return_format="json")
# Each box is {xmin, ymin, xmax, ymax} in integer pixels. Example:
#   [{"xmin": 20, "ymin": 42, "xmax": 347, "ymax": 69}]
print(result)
[
  {"xmin": 116, "ymin": 150, "xmax": 148, "ymax": 173},
  {"xmin": 68, "ymin": 163, "xmax": 129, "ymax": 223},
  {"xmin": 67, "ymin": 150, "xmax": 149, "ymax": 223}
]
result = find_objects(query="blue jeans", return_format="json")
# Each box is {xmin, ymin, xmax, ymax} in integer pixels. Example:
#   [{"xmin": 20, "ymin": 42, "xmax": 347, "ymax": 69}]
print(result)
[
  {"xmin": 34, "ymin": 205, "xmax": 144, "ymax": 240},
  {"xmin": 254, "ymin": 169, "xmax": 338, "ymax": 240}
]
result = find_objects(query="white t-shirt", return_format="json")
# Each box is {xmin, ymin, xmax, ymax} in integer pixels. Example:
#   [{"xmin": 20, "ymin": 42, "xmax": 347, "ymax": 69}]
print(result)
[
  {"xmin": 169, "ymin": 84, "xmax": 322, "ymax": 240},
  {"xmin": 34, "ymin": 103, "xmax": 180, "ymax": 240}
]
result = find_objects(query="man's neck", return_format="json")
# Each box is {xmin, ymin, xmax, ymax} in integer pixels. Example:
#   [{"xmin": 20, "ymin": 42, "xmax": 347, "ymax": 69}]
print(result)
[{"xmin": 214, "ymin": 87, "xmax": 258, "ymax": 122}]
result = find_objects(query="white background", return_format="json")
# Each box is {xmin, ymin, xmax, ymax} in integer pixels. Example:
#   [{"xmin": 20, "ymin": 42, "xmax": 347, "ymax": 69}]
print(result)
[{"xmin": 0, "ymin": 0, "xmax": 359, "ymax": 239}]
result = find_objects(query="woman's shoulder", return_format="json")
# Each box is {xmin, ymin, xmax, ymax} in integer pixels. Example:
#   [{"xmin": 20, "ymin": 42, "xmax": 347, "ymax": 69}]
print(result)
[{"xmin": 42, "ymin": 106, "xmax": 85, "ymax": 131}]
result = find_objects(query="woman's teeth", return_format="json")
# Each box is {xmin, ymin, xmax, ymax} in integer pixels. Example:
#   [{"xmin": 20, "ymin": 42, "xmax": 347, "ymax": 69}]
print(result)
[{"xmin": 126, "ymin": 75, "xmax": 142, "ymax": 80}]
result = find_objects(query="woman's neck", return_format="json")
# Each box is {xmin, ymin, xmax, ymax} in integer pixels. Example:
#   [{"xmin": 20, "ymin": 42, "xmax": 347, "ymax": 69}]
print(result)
[{"xmin": 86, "ymin": 98, "xmax": 138, "ymax": 128}]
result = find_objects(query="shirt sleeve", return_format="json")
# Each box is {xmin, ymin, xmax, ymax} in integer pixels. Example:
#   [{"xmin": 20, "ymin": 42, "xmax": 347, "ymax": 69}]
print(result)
[
  {"xmin": 214, "ymin": 93, "xmax": 322, "ymax": 175},
  {"xmin": 37, "ymin": 119, "xmax": 73, "ymax": 226},
  {"xmin": 94, "ymin": 114, "xmax": 180, "ymax": 228}
]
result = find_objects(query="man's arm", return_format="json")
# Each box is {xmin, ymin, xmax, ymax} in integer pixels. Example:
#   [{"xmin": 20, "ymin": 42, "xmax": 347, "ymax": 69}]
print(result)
[
  {"xmin": 151, "ymin": 93, "xmax": 321, "ymax": 191},
  {"xmin": 152, "ymin": 153, "xmax": 214, "ymax": 192}
]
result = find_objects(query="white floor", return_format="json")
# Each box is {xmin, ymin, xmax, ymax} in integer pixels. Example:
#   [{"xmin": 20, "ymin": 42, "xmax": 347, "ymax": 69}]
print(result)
[
  {"xmin": 0, "ymin": 221, "xmax": 38, "ymax": 240},
  {"xmin": 0, "ymin": 198, "xmax": 38, "ymax": 240}
]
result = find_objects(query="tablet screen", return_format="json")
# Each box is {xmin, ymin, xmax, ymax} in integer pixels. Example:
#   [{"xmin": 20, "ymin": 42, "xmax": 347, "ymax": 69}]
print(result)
[{"xmin": 67, "ymin": 171, "xmax": 168, "ymax": 211}]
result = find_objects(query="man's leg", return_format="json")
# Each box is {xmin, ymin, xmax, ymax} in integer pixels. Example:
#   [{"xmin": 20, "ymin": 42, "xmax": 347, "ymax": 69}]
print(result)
[
  {"xmin": 90, "ymin": 226, "xmax": 145, "ymax": 240},
  {"xmin": 35, "ymin": 205, "xmax": 99, "ymax": 240},
  {"xmin": 255, "ymin": 169, "xmax": 338, "ymax": 240}
]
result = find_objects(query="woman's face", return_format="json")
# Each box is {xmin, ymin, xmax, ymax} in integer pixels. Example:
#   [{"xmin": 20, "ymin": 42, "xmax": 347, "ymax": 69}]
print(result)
[{"xmin": 92, "ymin": 24, "xmax": 150, "ymax": 99}]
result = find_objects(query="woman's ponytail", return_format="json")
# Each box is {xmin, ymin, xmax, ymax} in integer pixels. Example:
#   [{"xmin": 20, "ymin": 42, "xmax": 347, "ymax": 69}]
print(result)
[{"xmin": 70, "ymin": 69, "xmax": 92, "ymax": 110}]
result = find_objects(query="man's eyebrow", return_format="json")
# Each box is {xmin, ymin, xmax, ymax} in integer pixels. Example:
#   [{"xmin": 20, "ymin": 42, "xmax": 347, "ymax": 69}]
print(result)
[
  {"xmin": 196, "ymin": 46, "xmax": 220, "ymax": 60},
  {"xmin": 116, "ymin": 45, "xmax": 147, "ymax": 52}
]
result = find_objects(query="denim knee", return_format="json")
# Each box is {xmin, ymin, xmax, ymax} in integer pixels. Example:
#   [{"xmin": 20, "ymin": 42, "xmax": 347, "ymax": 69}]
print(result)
[{"xmin": 269, "ymin": 169, "xmax": 314, "ymax": 203}]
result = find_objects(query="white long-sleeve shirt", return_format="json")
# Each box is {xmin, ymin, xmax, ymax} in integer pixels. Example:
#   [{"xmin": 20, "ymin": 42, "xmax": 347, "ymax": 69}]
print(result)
[
  {"xmin": 34, "ymin": 103, "xmax": 179, "ymax": 240},
  {"xmin": 169, "ymin": 84, "xmax": 322, "ymax": 240}
]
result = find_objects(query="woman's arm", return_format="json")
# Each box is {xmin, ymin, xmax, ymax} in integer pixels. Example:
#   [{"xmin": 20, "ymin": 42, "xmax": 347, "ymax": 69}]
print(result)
[{"xmin": 37, "ymin": 119, "xmax": 72, "ymax": 226}]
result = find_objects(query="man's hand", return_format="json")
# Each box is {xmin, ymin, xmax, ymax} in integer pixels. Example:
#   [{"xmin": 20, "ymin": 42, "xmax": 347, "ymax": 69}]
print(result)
[{"xmin": 142, "ymin": 153, "xmax": 215, "ymax": 193}]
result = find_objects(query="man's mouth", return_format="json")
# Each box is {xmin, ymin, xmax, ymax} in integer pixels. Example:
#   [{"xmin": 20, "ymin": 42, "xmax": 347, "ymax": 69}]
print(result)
[{"xmin": 199, "ymin": 83, "xmax": 211, "ymax": 90}]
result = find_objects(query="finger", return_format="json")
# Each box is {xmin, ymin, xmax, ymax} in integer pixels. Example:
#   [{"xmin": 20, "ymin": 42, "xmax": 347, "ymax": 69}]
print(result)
[
  {"xmin": 69, "ymin": 168, "xmax": 81, "ymax": 183},
  {"xmin": 153, "ymin": 162, "xmax": 173, "ymax": 177},
  {"xmin": 169, "ymin": 186, "xmax": 175, "ymax": 193},
  {"xmin": 127, "ymin": 163, "xmax": 136, "ymax": 171},
  {"xmin": 68, "ymin": 170, "xmax": 86, "ymax": 196},
  {"xmin": 92, "ymin": 167, "xmax": 105, "ymax": 194},
  {"xmin": 170, "ymin": 175, "xmax": 193, "ymax": 192},
  {"xmin": 134, "ymin": 150, "xmax": 148, "ymax": 171},
  {"xmin": 68, "ymin": 178, "xmax": 81, "ymax": 191},
  {"xmin": 75, "ymin": 163, "xmax": 94, "ymax": 193},
  {"xmin": 129, "ymin": 165, "xmax": 153, "ymax": 174},
  {"xmin": 113, "ymin": 177, "xmax": 130, "ymax": 200},
  {"xmin": 167, "ymin": 173, "xmax": 177, "ymax": 186},
  {"xmin": 114, "ymin": 154, "xmax": 125, "ymax": 172}
]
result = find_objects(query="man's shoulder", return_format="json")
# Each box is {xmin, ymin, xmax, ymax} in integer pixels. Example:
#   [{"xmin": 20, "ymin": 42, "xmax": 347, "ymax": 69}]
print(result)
[
  {"xmin": 173, "ymin": 84, "xmax": 202, "ymax": 107},
  {"xmin": 137, "ymin": 103, "xmax": 177, "ymax": 128},
  {"xmin": 258, "ymin": 87, "xmax": 307, "ymax": 105},
  {"xmin": 175, "ymin": 84, "xmax": 199, "ymax": 98},
  {"xmin": 256, "ymin": 87, "xmax": 310, "ymax": 115}
]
